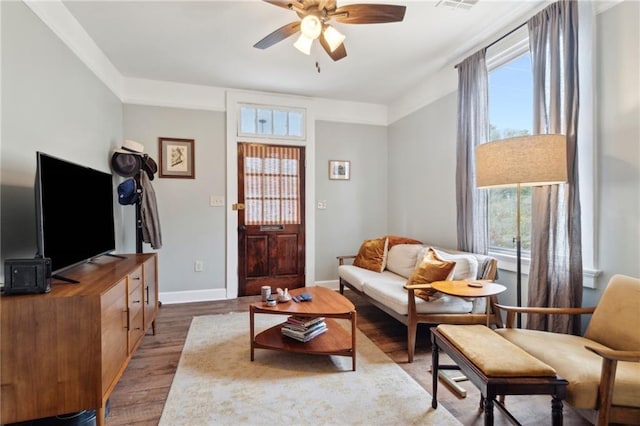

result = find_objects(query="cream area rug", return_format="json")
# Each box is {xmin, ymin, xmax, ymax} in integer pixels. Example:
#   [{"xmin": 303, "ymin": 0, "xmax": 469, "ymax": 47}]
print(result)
[{"xmin": 159, "ymin": 312, "xmax": 461, "ymax": 426}]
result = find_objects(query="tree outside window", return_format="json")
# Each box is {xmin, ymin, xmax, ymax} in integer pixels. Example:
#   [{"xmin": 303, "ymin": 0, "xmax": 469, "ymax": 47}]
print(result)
[{"xmin": 488, "ymin": 53, "xmax": 533, "ymax": 253}]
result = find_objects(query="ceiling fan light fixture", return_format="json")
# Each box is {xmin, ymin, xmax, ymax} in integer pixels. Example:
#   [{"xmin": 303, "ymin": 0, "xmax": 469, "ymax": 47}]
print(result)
[
  {"xmin": 294, "ymin": 33, "xmax": 313, "ymax": 55},
  {"xmin": 300, "ymin": 14, "xmax": 322, "ymax": 39},
  {"xmin": 323, "ymin": 25, "xmax": 346, "ymax": 52},
  {"xmin": 256, "ymin": 1, "xmax": 407, "ymax": 62}
]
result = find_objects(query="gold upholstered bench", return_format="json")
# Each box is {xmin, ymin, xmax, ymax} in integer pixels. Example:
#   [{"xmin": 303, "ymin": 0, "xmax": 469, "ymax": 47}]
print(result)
[{"xmin": 431, "ymin": 324, "xmax": 568, "ymax": 425}]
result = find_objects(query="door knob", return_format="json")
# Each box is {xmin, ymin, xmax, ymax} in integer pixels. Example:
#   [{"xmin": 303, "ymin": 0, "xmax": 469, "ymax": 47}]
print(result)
[{"xmin": 238, "ymin": 225, "xmax": 246, "ymax": 232}]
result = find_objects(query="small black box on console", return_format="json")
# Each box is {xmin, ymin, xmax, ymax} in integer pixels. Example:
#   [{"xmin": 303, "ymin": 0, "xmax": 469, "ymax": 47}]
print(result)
[{"xmin": 3, "ymin": 258, "xmax": 52, "ymax": 295}]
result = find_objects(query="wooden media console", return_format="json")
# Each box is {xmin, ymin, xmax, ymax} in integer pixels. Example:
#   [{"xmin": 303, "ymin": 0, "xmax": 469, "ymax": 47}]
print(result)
[{"xmin": 1, "ymin": 253, "xmax": 158, "ymax": 426}]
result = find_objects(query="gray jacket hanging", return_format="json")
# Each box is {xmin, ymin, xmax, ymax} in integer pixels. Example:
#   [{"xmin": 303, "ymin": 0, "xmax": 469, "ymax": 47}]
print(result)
[{"xmin": 139, "ymin": 171, "xmax": 162, "ymax": 249}]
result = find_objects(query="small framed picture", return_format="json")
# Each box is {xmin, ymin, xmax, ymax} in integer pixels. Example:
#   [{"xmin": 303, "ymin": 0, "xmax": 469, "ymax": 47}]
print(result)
[
  {"xmin": 329, "ymin": 160, "xmax": 350, "ymax": 180},
  {"xmin": 159, "ymin": 137, "xmax": 195, "ymax": 179}
]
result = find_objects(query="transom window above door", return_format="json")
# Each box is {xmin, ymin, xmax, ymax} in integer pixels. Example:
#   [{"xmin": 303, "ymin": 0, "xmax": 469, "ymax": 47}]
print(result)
[{"xmin": 238, "ymin": 104, "xmax": 305, "ymax": 139}]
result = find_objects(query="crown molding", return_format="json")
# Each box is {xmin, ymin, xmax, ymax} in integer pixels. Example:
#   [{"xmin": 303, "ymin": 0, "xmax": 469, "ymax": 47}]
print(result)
[
  {"xmin": 23, "ymin": 0, "xmax": 628, "ymax": 126},
  {"xmin": 24, "ymin": 0, "xmax": 387, "ymax": 126},
  {"xmin": 594, "ymin": 0, "xmax": 624, "ymax": 14},
  {"xmin": 313, "ymin": 98, "xmax": 388, "ymax": 126},
  {"xmin": 388, "ymin": 66, "xmax": 458, "ymax": 125},
  {"xmin": 24, "ymin": 0, "xmax": 124, "ymax": 98},
  {"xmin": 122, "ymin": 78, "xmax": 226, "ymax": 112},
  {"xmin": 388, "ymin": 0, "xmax": 626, "ymax": 124}
]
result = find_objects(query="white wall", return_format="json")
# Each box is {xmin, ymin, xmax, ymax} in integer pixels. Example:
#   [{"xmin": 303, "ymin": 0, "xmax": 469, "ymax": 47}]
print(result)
[
  {"xmin": 0, "ymin": 1, "xmax": 124, "ymax": 277},
  {"xmin": 123, "ymin": 105, "xmax": 226, "ymax": 297},
  {"xmin": 587, "ymin": 0, "xmax": 640, "ymax": 305},
  {"xmin": 315, "ymin": 121, "xmax": 388, "ymax": 281},
  {"xmin": 387, "ymin": 92, "xmax": 458, "ymax": 248}
]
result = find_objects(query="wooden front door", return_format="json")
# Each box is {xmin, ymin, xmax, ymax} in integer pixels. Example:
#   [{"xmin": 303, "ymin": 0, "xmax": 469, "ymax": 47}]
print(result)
[{"xmin": 237, "ymin": 143, "xmax": 305, "ymax": 296}]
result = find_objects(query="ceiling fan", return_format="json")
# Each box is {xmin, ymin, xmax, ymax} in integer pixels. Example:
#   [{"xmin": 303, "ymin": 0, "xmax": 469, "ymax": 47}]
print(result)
[{"xmin": 254, "ymin": 0, "xmax": 407, "ymax": 61}]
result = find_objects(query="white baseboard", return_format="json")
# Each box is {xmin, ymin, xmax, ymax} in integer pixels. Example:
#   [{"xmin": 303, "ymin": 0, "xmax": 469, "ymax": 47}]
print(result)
[
  {"xmin": 159, "ymin": 280, "xmax": 341, "ymax": 304},
  {"xmin": 314, "ymin": 280, "xmax": 340, "ymax": 291},
  {"xmin": 159, "ymin": 288, "xmax": 227, "ymax": 304}
]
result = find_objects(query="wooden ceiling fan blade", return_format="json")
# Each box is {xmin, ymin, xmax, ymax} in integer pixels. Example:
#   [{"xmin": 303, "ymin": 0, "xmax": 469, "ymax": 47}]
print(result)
[
  {"xmin": 319, "ymin": 33, "xmax": 347, "ymax": 61},
  {"xmin": 254, "ymin": 21, "xmax": 301, "ymax": 49},
  {"xmin": 318, "ymin": 0, "xmax": 337, "ymax": 11},
  {"xmin": 262, "ymin": 0, "xmax": 298, "ymax": 10},
  {"xmin": 331, "ymin": 4, "xmax": 407, "ymax": 24}
]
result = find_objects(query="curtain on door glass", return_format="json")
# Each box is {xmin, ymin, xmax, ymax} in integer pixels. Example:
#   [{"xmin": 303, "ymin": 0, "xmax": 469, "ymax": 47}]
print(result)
[{"xmin": 242, "ymin": 144, "xmax": 301, "ymax": 226}]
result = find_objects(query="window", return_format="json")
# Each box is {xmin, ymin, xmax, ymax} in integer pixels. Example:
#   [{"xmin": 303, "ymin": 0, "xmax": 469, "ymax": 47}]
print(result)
[
  {"xmin": 487, "ymin": 52, "xmax": 533, "ymax": 253},
  {"xmin": 483, "ymin": 4, "xmax": 598, "ymax": 286},
  {"xmin": 242, "ymin": 144, "xmax": 301, "ymax": 225},
  {"xmin": 239, "ymin": 105, "xmax": 305, "ymax": 139}
]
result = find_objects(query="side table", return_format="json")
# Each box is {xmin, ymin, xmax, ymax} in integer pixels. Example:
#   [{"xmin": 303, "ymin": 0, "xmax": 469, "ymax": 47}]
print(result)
[
  {"xmin": 431, "ymin": 280, "xmax": 506, "ymax": 327},
  {"xmin": 429, "ymin": 280, "xmax": 507, "ymax": 397}
]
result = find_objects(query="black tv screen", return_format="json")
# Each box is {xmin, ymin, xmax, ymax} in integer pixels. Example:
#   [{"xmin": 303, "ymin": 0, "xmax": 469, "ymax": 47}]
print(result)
[{"xmin": 35, "ymin": 152, "xmax": 116, "ymax": 274}]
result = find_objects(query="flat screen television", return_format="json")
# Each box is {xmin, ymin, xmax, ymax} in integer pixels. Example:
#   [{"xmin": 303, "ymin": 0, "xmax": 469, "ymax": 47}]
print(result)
[{"xmin": 35, "ymin": 152, "xmax": 116, "ymax": 280}]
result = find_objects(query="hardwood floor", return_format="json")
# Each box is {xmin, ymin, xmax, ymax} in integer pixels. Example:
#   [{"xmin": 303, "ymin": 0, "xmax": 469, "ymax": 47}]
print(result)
[{"xmin": 106, "ymin": 290, "xmax": 593, "ymax": 426}]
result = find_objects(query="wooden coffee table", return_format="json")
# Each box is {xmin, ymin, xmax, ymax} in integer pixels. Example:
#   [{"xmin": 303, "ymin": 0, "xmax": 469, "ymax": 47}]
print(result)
[{"xmin": 250, "ymin": 286, "xmax": 357, "ymax": 371}]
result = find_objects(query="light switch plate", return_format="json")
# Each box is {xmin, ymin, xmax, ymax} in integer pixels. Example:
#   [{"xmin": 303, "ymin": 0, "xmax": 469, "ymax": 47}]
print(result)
[{"xmin": 210, "ymin": 195, "xmax": 225, "ymax": 207}]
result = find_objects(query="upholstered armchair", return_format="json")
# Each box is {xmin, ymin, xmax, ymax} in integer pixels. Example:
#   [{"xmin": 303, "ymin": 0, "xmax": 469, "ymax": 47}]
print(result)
[{"xmin": 494, "ymin": 274, "xmax": 640, "ymax": 425}]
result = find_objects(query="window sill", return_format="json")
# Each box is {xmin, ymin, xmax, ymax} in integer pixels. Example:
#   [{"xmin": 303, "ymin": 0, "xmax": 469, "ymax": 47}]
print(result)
[{"xmin": 489, "ymin": 250, "xmax": 602, "ymax": 289}]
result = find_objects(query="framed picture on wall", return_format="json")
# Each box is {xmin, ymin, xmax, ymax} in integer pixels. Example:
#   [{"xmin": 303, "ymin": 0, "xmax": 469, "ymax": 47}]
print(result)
[
  {"xmin": 159, "ymin": 137, "xmax": 195, "ymax": 179},
  {"xmin": 329, "ymin": 160, "xmax": 350, "ymax": 180}
]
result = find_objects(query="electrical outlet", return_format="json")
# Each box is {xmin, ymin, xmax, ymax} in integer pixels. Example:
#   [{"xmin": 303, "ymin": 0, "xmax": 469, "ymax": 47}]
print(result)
[
  {"xmin": 317, "ymin": 200, "xmax": 327, "ymax": 209},
  {"xmin": 194, "ymin": 260, "xmax": 203, "ymax": 272}
]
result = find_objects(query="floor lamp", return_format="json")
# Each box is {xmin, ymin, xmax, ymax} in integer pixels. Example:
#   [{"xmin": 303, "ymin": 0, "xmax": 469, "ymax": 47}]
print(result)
[{"xmin": 475, "ymin": 134, "xmax": 568, "ymax": 328}]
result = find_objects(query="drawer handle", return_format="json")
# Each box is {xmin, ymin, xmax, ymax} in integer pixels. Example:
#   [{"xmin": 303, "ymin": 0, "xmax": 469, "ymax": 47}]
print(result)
[
  {"xmin": 145, "ymin": 286, "xmax": 150, "ymax": 304},
  {"xmin": 132, "ymin": 300, "xmax": 141, "ymax": 304},
  {"xmin": 132, "ymin": 276, "xmax": 141, "ymax": 280},
  {"xmin": 124, "ymin": 309, "xmax": 130, "ymax": 330}
]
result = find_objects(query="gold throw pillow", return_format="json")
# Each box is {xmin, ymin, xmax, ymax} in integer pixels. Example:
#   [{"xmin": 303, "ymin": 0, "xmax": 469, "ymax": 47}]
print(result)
[
  {"xmin": 408, "ymin": 248, "xmax": 456, "ymax": 301},
  {"xmin": 353, "ymin": 237, "xmax": 388, "ymax": 273}
]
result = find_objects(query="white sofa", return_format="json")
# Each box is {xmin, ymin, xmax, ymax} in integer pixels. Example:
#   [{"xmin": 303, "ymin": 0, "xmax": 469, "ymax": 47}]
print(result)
[{"xmin": 338, "ymin": 243, "xmax": 500, "ymax": 362}]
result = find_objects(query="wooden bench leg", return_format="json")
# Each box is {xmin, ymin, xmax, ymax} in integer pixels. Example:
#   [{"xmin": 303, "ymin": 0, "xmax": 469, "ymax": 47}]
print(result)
[
  {"xmin": 431, "ymin": 334, "xmax": 439, "ymax": 409},
  {"xmin": 484, "ymin": 398, "xmax": 494, "ymax": 426},
  {"xmin": 551, "ymin": 395, "xmax": 564, "ymax": 426}
]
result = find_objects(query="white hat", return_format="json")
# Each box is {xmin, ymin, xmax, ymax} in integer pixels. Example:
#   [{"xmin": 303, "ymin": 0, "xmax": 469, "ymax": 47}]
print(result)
[{"xmin": 114, "ymin": 139, "xmax": 144, "ymax": 155}]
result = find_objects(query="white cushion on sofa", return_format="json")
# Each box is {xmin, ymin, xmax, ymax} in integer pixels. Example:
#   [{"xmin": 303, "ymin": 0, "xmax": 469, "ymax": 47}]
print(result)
[
  {"xmin": 470, "ymin": 296, "xmax": 487, "ymax": 313},
  {"xmin": 338, "ymin": 265, "xmax": 400, "ymax": 292},
  {"xmin": 385, "ymin": 244, "xmax": 424, "ymax": 278},
  {"xmin": 362, "ymin": 278, "xmax": 473, "ymax": 316},
  {"xmin": 433, "ymin": 248, "xmax": 479, "ymax": 281}
]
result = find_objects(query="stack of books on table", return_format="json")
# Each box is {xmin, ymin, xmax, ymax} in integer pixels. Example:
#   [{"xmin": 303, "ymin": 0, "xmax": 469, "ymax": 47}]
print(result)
[{"xmin": 281, "ymin": 316, "xmax": 327, "ymax": 342}]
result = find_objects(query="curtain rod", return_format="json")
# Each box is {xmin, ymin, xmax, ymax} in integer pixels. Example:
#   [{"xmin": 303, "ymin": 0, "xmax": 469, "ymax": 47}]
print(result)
[{"xmin": 454, "ymin": 21, "xmax": 527, "ymax": 69}]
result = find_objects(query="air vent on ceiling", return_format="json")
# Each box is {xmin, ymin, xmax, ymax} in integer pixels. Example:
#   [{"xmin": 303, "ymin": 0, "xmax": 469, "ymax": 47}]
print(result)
[{"xmin": 435, "ymin": 0, "xmax": 479, "ymax": 11}]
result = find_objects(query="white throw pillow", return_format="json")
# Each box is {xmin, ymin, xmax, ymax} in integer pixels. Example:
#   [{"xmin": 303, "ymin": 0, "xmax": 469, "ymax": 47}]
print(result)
[
  {"xmin": 433, "ymin": 249, "xmax": 479, "ymax": 281},
  {"xmin": 385, "ymin": 244, "xmax": 424, "ymax": 278}
]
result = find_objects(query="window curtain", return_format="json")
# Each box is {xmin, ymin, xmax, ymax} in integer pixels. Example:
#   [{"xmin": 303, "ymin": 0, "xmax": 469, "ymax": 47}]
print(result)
[
  {"xmin": 456, "ymin": 49, "xmax": 489, "ymax": 255},
  {"xmin": 527, "ymin": 0, "xmax": 583, "ymax": 335}
]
